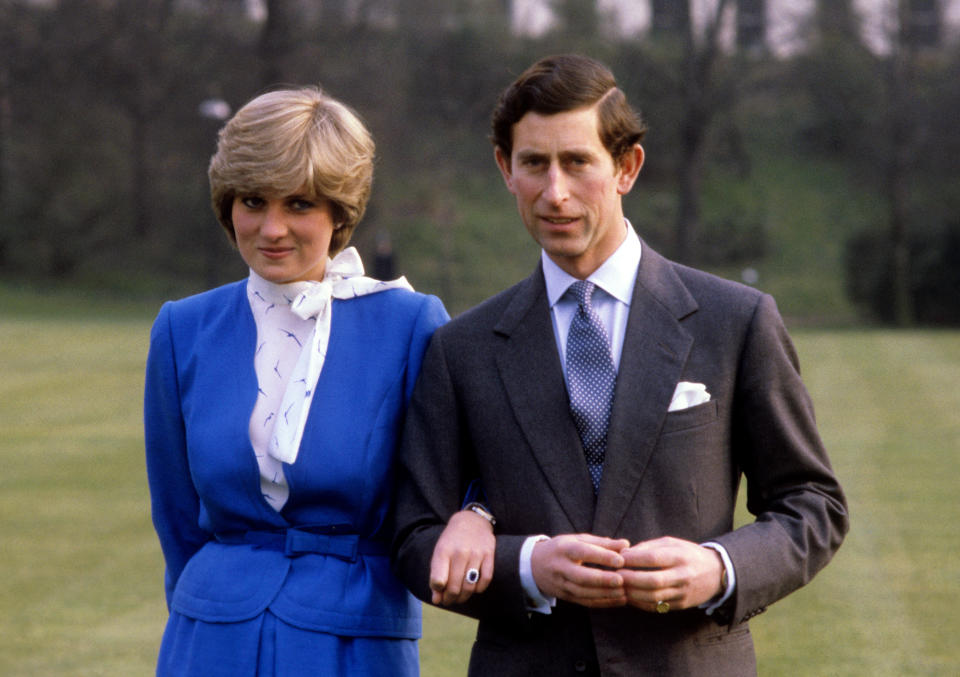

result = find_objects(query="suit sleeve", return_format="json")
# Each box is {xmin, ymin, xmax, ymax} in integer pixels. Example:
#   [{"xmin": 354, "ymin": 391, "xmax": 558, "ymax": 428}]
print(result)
[
  {"xmin": 143, "ymin": 303, "xmax": 210, "ymax": 609},
  {"xmin": 713, "ymin": 293, "xmax": 849, "ymax": 625},
  {"xmin": 391, "ymin": 327, "xmax": 531, "ymax": 625}
]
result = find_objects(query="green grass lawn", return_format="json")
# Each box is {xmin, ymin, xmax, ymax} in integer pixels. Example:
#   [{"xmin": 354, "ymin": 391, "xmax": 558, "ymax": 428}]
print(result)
[{"xmin": 1, "ymin": 310, "xmax": 957, "ymax": 676}]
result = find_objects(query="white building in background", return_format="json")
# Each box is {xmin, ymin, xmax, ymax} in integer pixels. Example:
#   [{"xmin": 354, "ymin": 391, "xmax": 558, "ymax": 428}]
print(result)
[{"xmin": 511, "ymin": 0, "xmax": 960, "ymax": 56}]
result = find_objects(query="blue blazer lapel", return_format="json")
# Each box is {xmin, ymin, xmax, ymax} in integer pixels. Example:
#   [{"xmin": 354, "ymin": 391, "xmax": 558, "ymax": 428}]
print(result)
[
  {"xmin": 182, "ymin": 281, "xmax": 290, "ymax": 527},
  {"xmin": 494, "ymin": 266, "xmax": 596, "ymax": 533},
  {"xmin": 593, "ymin": 244, "xmax": 698, "ymax": 535}
]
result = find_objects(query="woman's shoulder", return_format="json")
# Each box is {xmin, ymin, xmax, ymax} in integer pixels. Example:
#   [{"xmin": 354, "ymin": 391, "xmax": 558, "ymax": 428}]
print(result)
[
  {"xmin": 167, "ymin": 279, "xmax": 247, "ymax": 309},
  {"xmin": 336, "ymin": 286, "xmax": 448, "ymax": 346},
  {"xmin": 350, "ymin": 285, "xmax": 446, "ymax": 320},
  {"xmin": 153, "ymin": 279, "xmax": 249, "ymax": 332}
]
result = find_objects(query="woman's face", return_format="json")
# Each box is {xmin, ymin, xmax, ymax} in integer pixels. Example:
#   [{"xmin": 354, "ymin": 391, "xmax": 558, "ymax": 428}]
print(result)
[{"xmin": 232, "ymin": 191, "xmax": 336, "ymax": 283}]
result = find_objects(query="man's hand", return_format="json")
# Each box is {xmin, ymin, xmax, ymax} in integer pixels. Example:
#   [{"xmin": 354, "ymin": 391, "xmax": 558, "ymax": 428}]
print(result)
[
  {"xmin": 429, "ymin": 509, "xmax": 495, "ymax": 606},
  {"xmin": 617, "ymin": 536, "xmax": 725, "ymax": 612},
  {"xmin": 530, "ymin": 534, "xmax": 630, "ymax": 608}
]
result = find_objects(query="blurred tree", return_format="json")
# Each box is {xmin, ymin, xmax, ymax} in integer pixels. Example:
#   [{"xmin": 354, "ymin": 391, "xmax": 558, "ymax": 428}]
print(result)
[
  {"xmin": 675, "ymin": 0, "xmax": 736, "ymax": 264},
  {"xmin": 0, "ymin": 1, "xmax": 14, "ymax": 267},
  {"xmin": 797, "ymin": 0, "xmax": 879, "ymax": 156},
  {"xmin": 259, "ymin": 0, "xmax": 299, "ymax": 87},
  {"xmin": 552, "ymin": 0, "xmax": 601, "ymax": 51},
  {"xmin": 831, "ymin": 0, "xmax": 960, "ymax": 325},
  {"xmin": 885, "ymin": 14, "xmax": 916, "ymax": 326},
  {"xmin": 0, "ymin": 0, "xmax": 952, "ymax": 323}
]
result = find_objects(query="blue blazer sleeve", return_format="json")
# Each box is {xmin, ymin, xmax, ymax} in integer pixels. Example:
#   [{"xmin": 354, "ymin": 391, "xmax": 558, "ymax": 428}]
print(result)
[{"xmin": 144, "ymin": 302, "xmax": 211, "ymax": 608}]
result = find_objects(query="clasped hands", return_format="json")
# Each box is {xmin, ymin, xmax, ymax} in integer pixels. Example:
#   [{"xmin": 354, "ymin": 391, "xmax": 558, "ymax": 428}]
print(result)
[
  {"xmin": 429, "ymin": 511, "xmax": 724, "ymax": 613},
  {"xmin": 530, "ymin": 534, "xmax": 726, "ymax": 612}
]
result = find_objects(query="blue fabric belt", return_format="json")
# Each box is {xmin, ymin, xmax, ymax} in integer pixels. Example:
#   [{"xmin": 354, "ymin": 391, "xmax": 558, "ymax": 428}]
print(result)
[{"xmin": 215, "ymin": 527, "xmax": 388, "ymax": 562}]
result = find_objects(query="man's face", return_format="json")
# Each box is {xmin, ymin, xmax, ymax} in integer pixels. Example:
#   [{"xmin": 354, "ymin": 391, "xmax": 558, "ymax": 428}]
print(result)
[{"xmin": 495, "ymin": 104, "xmax": 643, "ymax": 279}]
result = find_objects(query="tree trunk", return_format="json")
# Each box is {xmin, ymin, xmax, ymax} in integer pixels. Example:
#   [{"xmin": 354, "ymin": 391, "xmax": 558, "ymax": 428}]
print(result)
[
  {"xmin": 674, "ymin": 0, "xmax": 733, "ymax": 264},
  {"xmin": 887, "ymin": 8, "xmax": 916, "ymax": 327}
]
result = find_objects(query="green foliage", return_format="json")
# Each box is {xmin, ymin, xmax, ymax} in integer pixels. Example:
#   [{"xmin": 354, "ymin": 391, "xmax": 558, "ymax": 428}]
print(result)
[
  {"xmin": 791, "ymin": 37, "xmax": 884, "ymax": 159},
  {"xmin": 0, "ymin": 1, "xmax": 957, "ymax": 323},
  {"xmin": 2, "ymin": 305, "xmax": 959, "ymax": 675},
  {"xmin": 845, "ymin": 219, "xmax": 960, "ymax": 325}
]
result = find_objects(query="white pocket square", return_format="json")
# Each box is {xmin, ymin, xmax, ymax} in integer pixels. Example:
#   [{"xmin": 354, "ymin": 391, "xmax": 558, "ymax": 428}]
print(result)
[{"xmin": 669, "ymin": 381, "xmax": 711, "ymax": 412}]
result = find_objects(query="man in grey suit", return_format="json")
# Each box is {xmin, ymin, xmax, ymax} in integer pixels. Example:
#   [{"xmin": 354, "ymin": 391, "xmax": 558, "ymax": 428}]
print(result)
[{"xmin": 392, "ymin": 54, "xmax": 848, "ymax": 676}]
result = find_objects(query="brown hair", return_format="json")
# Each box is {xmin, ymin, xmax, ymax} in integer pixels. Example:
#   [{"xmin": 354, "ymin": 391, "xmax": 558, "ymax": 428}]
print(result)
[
  {"xmin": 490, "ymin": 54, "xmax": 647, "ymax": 165},
  {"xmin": 208, "ymin": 86, "xmax": 375, "ymax": 256}
]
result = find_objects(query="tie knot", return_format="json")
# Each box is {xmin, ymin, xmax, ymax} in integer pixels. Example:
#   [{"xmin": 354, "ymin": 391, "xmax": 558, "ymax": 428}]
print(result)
[{"xmin": 570, "ymin": 280, "xmax": 596, "ymax": 311}]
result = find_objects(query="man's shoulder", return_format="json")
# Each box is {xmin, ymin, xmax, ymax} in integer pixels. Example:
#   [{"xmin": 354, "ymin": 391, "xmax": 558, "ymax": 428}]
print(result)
[
  {"xmin": 439, "ymin": 275, "xmax": 533, "ymax": 338},
  {"xmin": 650, "ymin": 250, "xmax": 766, "ymax": 320},
  {"xmin": 673, "ymin": 262, "xmax": 761, "ymax": 302}
]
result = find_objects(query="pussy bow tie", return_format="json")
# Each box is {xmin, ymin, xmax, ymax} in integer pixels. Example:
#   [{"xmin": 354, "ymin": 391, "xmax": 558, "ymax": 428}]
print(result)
[{"xmin": 269, "ymin": 247, "xmax": 412, "ymax": 464}]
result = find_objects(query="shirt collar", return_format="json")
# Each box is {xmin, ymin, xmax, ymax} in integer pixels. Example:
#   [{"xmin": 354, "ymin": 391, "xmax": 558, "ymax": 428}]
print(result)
[
  {"xmin": 543, "ymin": 219, "xmax": 642, "ymax": 308},
  {"xmin": 247, "ymin": 269, "xmax": 318, "ymax": 307}
]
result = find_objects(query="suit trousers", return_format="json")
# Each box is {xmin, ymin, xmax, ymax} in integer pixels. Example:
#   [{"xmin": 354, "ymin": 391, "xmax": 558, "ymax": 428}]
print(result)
[{"xmin": 469, "ymin": 604, "xmax": 601, "ymax": 676}]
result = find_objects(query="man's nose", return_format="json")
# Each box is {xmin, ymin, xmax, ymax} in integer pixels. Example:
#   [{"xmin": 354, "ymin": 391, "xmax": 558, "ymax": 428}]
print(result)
[{"xmin": 542, "ymin": 165, "xmax": 569, "ymax": 204}]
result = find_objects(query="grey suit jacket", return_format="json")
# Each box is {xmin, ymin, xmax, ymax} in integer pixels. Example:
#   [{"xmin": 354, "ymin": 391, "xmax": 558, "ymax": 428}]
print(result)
[{"xmin": 392, "ymin": 241, "xmax": 848, "ymax": 677}]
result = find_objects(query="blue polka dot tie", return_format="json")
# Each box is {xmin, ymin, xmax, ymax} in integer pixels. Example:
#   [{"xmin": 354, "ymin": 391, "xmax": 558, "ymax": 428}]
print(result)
[{"xmin": 565, "ymin": 280, "xmax": 617, "ymax": 492}]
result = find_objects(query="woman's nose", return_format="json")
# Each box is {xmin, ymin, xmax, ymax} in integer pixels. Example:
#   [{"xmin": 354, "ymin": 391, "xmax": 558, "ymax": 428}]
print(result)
[{"xmin": 260, "ymin": 204, "xmax": 287, "ymax": 237}]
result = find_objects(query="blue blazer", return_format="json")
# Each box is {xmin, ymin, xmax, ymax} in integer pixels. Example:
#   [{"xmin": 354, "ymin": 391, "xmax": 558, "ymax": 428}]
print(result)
[{"xmin": 144, "ymin": 279, "xmax": 448, "ymax": 639}]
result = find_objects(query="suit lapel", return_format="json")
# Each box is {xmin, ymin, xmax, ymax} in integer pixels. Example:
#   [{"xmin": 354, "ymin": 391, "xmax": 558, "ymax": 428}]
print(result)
[
  {"xmin": 494, "ymin": 266, "xmax": 596, "ymax": 532},
  {"xmin": 592, "ymin": 244, "xmax": 698, "ymax": 535}
]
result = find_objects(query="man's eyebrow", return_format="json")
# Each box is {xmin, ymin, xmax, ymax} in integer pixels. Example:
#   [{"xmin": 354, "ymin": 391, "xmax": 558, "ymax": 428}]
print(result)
[
  {"xmin": 515, "ymin": 148, "xmax": 597, "ymax": 160},
  {"xmin": 514, "ymin": 149, "xmax": 547, "ymax": 160},
  {"xmin": 559, "ymin": 149, "xmax": 594, "ymax": 160}
]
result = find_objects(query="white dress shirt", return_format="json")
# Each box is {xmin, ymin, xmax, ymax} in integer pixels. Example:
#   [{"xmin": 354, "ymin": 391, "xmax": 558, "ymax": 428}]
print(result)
[
  {"xmin": 519, "ymin": 220, "xmax": 735, "ymax": 616},
  {"xmin": 246, "ymin": 271, "xmax": 316, "ymax": 511}
]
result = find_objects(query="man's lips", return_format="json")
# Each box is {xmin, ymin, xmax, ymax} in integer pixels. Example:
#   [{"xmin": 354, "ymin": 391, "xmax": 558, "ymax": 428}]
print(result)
[{"xmin": 539, "ymin": 215, "xmax": 580, "ymax": 227}]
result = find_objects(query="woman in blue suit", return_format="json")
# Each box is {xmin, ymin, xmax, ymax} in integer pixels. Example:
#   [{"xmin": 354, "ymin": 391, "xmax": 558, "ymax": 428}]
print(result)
[{"xmin": 144, "ymin": 86, "xmax": 493, "ymax": 676}]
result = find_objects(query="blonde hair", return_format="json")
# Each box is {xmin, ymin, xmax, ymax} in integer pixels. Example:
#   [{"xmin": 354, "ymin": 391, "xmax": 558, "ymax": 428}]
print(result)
[{"xmin": 208, "ymin": 86, "xmax": 375, "ymax": 256}]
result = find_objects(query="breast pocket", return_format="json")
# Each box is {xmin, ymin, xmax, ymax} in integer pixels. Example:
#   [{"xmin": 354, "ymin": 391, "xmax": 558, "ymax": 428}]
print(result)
[{"xmin": 661, "ymin": 399, "xmax": 719, "ymax": 434}]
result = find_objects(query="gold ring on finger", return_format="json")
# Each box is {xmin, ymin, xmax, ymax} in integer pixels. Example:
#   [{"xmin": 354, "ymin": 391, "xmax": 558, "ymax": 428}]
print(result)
[{"xmin": 655, "ymin": 600, "xmax": 670, "ymax": 614}]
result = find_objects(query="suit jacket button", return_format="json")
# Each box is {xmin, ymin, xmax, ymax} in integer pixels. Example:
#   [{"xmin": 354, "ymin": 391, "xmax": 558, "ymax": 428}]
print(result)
[{"xmin": 574, "ymin": 660, "xmax": 588, "ymax": 672}]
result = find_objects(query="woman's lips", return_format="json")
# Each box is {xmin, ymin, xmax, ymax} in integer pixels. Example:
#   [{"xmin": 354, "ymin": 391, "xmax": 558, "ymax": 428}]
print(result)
[{"xmin": 259, "ymin": 247, "xmax": 293, "ymax": 260}]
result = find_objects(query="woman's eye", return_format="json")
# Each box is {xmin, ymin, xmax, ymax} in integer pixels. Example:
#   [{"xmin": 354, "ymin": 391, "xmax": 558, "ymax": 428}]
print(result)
[
  {"xmin": 240, "ymin": 196, "xmax": 264, "ymax": 209},
  {"xmin": 289, "ymin": 199, "xmax": 314, "ymax": 211}
]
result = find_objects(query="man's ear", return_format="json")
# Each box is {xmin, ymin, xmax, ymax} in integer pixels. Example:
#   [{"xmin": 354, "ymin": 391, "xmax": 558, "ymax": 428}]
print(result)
[
  {"xmin": 494, "ymin": 146, "xmax": 516, "ymax": 194},
  {"xmin": 616, "ymin": 144, "xmax": 644, "ymax": 195}
]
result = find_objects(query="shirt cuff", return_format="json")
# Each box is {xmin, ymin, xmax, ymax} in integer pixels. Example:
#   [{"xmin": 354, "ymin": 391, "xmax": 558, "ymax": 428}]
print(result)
[
  {"xmin": 700, "ymin": 541, "xmax": 736, "ymax": 615},
  {"xmin": 520, "ymin": 535, "xmax": 555, "ymax": 614}
]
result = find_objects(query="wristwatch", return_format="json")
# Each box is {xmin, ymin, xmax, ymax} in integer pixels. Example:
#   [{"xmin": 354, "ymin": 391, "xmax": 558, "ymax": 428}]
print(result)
[{"xmin": 464, "ymin": 502, "xmax": 496, "ymax": 527}]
